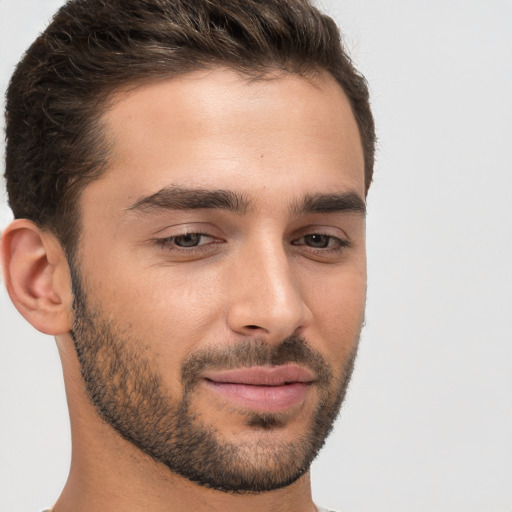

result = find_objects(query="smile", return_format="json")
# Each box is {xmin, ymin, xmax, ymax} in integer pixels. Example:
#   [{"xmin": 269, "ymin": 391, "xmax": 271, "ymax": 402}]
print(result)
[{"xmin": 201, "ymin": 365, "xmax": 315, "ymax": 412}]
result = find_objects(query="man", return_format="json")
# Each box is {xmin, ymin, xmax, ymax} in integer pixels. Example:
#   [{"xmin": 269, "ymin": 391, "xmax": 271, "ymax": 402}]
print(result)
[{"xmin": 1, "ymin": 0, "xmax": 375, "ymax": 510}]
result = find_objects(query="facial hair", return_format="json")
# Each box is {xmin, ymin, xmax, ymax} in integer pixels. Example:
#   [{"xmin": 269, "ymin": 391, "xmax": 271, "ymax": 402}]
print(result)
[{"xmin": 69, "ymin": 268, "xmax": 360, "ymax": 493}]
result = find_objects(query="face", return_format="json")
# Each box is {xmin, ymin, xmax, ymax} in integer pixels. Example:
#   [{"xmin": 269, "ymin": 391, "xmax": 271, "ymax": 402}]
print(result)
[{"xmin": 70, "ymin": 68, "xmax": 367, "ymax": 492}]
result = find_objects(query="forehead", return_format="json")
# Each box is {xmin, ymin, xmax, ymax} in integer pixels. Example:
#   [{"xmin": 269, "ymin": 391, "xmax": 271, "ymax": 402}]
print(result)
[{"xmin": 81, "ymin": 67, "xmax": 365, "ymax": 215}]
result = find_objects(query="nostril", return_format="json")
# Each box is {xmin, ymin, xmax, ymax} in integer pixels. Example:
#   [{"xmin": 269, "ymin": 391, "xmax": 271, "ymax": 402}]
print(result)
[{"xmin": 246, "ymin": 325, "xmax": 260, "ymax": 330}]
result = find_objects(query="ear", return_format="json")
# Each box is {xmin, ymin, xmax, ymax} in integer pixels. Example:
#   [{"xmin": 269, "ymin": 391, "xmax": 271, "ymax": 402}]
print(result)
[{"xmin": 1, "ymin": 219, "xmax": 73, "ymax": 335}]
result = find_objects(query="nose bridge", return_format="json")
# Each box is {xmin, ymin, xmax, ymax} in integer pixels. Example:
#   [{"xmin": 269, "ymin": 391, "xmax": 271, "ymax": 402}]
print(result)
[{"xmin": 227, "ymin": 232, "xmax": 310, "ymax": 339}]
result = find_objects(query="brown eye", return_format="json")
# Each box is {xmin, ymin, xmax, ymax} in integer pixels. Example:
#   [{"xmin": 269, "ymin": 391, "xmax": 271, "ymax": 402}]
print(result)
[
  {"xmin": 173, "ymin": 233, "xmax": 204, "ymax": 247},
  {"xmin": 291, "ymin": 233, "xmax": 350, "ymax": 254},
  {"xmin": 303, "ymin": 234, "xmax": 331, "ymax": 248},
  {"xmin": 155, "ymin": 231, "xmax": 224, "ymax": 258}
]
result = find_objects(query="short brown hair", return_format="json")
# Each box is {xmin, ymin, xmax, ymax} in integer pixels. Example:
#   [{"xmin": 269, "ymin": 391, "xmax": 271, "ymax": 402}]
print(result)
[{"xmin": 4, "ymin": 0, "xmax": 375, "ymax": 255}]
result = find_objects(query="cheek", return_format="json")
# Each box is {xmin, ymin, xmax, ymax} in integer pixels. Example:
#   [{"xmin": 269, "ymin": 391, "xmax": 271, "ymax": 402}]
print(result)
[
  {"xmin": 306, "ymin": 265, "xmax": 366, "ymax": 363},
  {"xmin": 93, "ymin": 262, "xmax": 229, "ymax": 356}
]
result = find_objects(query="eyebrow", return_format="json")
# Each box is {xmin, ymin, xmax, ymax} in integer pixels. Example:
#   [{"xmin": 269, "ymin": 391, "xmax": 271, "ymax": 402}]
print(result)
[
  {"xmin": 292, "ymin": 192, "xmax": 366, "ymax": 216},
  {"xmin": 126, "ymin": 187, "xmax": 251, "ymax": 214},
  {"xmin": 125, "ymin": 186, "xmax": 365, "ymax": 217}
]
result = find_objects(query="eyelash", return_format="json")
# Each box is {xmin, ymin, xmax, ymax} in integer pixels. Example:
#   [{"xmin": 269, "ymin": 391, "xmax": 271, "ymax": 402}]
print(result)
[{"xmin": 155, "ymin": 231, "xmax": 351, "ymax": 255}]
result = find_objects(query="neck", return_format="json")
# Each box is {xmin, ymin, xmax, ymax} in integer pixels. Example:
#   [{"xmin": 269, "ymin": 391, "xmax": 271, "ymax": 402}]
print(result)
[{"xmin": 55, "ymin": 456, "xmax": 315, "ymax": 512}]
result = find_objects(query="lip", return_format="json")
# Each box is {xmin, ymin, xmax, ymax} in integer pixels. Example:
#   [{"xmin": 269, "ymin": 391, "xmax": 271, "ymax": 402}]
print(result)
[{"xmin": 201, "ymin": 365, "xmax": 315, "ymax": 412}]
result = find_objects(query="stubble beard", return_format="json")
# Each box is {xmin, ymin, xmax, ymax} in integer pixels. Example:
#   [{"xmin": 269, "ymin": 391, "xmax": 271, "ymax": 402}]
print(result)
[{"xmin": 69, "ymin": 268, "xmax": 360, "ymax": 493}]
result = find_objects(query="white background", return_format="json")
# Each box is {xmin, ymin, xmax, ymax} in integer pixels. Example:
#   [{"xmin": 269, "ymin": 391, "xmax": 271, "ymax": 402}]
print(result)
[{"xmin": 1, "ymin": 1, "xmax": 511, "ymax": 511}]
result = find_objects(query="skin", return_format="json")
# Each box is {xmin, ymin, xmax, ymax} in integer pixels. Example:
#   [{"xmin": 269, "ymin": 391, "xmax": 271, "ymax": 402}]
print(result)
[{"xmin": 1, "ymin": 68, "xmax": 366, "ymax": 512}]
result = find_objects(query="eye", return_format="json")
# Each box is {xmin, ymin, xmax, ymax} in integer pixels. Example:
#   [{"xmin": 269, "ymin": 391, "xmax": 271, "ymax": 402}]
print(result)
[
  {"xmin": 293, "ymin": 233, "xmax": 349, "ymax": 250},
  {"xmin": 157, "ymin": 232, "xmax": 214, "ymax": 249},
  {"xmin": 172, "ymin": 233, "xmax": 208, "ymax": 247},
  {"xmin": 303, "ymin": 234, "xmax": 332, "ymax": 248}
]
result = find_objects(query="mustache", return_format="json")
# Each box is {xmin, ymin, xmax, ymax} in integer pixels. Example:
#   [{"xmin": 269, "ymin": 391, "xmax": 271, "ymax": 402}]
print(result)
[{"xmin": 180, "ymin": 335, "xmax": 333, "ymax": 390}]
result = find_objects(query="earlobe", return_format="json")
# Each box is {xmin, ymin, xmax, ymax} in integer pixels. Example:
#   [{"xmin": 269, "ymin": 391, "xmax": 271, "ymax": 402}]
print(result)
[{"xmin": 1, "ymin": 219, "xmax": 73, "ymax": 335}]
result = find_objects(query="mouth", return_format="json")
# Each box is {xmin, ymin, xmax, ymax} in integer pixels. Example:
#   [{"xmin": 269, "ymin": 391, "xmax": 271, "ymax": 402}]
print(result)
[{"xmin": 201, "ymin": 365, "xmax": 315, "ymax": 412}]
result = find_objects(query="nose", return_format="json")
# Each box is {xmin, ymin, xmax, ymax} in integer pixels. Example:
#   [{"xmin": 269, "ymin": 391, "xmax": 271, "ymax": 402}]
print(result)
[{"xmin": 226, "ymin": 238, "xmax": 312, "ymax": 342}]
